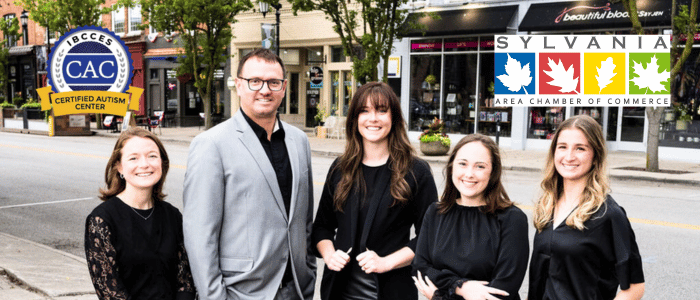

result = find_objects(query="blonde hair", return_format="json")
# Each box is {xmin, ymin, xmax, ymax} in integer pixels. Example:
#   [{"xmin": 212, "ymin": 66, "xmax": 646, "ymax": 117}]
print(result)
[{"xmin": 533, "ymin": 115, "xmax": 610, "ymax": 231}]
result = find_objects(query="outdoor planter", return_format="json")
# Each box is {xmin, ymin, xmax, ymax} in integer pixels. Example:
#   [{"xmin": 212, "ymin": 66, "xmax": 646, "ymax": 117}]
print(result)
[
  {"xmin": 420, "ymin": 141, "xmax": 449, "ymax": 156},
  {"xmin": 2, "ymin": 108, "xmax": 15, "ymax": 118},
  {"xmin": 25, "ymin": 108, "xmax": 43, "ymax": 119}
]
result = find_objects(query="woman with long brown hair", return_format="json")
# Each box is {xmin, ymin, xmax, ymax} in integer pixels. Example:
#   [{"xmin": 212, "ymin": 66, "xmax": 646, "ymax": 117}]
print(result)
[
  {"xmin": 412, "ymin": 134, "xmax": 529, "ymax": 300},
  {"xmin": 85, "ymin": 127, "xmax": 195, "ymax": 300},
  {"xmin": 312, "ymin": 82, "xmax": 438, "ymax": 300},
  {"xmin": 528, "ymin": 115, "xmax": 644, "ymax": 300}
]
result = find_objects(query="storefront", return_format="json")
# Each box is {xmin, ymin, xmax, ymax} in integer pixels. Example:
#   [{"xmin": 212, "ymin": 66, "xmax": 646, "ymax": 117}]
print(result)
[
  {"xmin": 143, "ymin": 36, "xmax": 231, "ymax": 127},
  {"xmin": 231, "ymin": 9, "xmax": 358, "ymax": 129},
  {"xmin": 397, "ymin": 0, "xmax": 699, "ymax": 160},
  {"xmin": 7, "ymin": 45, "xmax": 38, "ymax": 101}
]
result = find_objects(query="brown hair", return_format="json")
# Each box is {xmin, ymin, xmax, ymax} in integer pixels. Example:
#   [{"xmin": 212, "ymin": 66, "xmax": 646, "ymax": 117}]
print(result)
[
  {"xmin": 332, "ymin": 82, "xmax": 415, "ymax": 211},
  {"xmin": 236, "ymin": 48, "xmax": 286, "ymax": 78},
  {"xmin": 533, "ymin": 115, "xmax": 610, "ymax": 231},
  {"xmin": 437, "ymin": 134, "xmax": 512, "ymax": 214},
  {"xmin": 99, "ymin": 127, "xmax": 170, "ymax": 202}
]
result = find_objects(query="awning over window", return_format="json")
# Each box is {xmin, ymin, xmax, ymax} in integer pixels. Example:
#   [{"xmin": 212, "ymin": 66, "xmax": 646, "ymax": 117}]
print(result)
[
  {"xmin": 404, "ymin": 5, "xmax": 518, "ymax": 37},
  {"xmin": 519, "ymin": 0, "xmax": 692, "ymax": 32},
  {"xmin": 144, "ymin": 48, "xmax": 184, "ymax": 57},
  {"xmin": 9, "ymin": 45, "xmax": 34, "ymax": 56}
]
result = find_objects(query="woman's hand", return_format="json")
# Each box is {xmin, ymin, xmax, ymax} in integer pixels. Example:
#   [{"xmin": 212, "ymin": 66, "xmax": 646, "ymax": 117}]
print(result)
[
  {"xmin": 455, "ymin": 280, "xmax": 509, "ymax": 300},
  {"xmin": 323, "ymin": 248, "xmax": 351, "ymax": 272},
  {"xmin": 413, "ymin": 270, "xmax": 437, "ymax": 300},
  {"xmin": 357, "ymin": 249, "xmax": 392, "ymax": 274}
]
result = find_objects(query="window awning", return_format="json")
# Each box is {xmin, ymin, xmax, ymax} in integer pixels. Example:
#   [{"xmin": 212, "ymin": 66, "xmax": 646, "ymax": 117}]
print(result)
[
  {"xmin": 404, "ymin": 5, "xmax": 518, "ymax": 37},
  {"xmin": 519, "ymin": 0, "xmax": 693, "ymax": 32},
  {"xmin": 9, "ymin": 45, "xmax": 34, "ymax": 56},
  {"xmin": 144, "ymin": 48, "xmax": 184, "ymax": 57}
]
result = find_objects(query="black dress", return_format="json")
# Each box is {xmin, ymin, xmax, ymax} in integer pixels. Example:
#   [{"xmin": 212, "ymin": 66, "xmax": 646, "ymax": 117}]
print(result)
[
  {"xmin": 85, "ymin": 197, "xmax": 196, "ymax": 300},
  {"xmin": 412, "ymin": 203, "xmax": 529, "ymax": 300},
  {"xmin": 528, "ymin": 196, "xmax": 644, "ymax": 300},
  {"xmin": 313, "ymin": 157, "xmax": 438, "ymax": 300}
]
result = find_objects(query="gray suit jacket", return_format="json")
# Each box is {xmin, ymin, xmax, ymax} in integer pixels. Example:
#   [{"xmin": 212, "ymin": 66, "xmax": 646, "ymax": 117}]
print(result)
[{"xmin": 183, "ymin": 111, "xmax": 316, "ymax": 300}]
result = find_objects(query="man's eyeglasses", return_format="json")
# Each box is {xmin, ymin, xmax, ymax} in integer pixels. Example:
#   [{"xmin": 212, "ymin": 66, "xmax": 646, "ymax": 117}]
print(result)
[{"xmin": 238, "ymin": 77, "xmax": 285, "ymax": 91}]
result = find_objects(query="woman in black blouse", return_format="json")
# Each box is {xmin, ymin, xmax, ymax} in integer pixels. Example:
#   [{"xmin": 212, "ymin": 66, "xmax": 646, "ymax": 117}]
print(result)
[
  {"xmin": 85, "ymin": 127, "xmax": 195, "ymax": 300},
  {"xmin": 412, "ymin": 134, "xmax": 529, "ymax": 300},
  {"xmin": 313, "ymin": 82, "xmax": 438, "ymax": 300},
  {"xmin": 528, "ymin": 115, "xmax": 644, "ymax": 300}
]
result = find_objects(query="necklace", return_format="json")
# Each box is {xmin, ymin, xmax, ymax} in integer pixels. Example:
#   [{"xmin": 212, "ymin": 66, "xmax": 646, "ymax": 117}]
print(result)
[{"xmin": 129, "ymin": 205, "xmax": 154, "ymax": 220}]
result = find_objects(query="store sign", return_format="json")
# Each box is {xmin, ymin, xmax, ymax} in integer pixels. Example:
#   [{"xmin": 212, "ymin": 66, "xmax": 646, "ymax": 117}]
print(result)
[
  {"xmin": 411, "ymin": 42, "xmax": 441, "ymax": 50},
  {"xmin": 387, "ymin": 56, "xmax": 401, "ymax": 78},
  {"xmin": 310, "ymin": 66, "xmax": 323, "ymax": 85},
  {"xmin": 38, "ymin": 26, "xmax": 143, "ymax": 117},
  {"xmin": 494, "ymin": 35, "xmax": 671, "ymax": 107}
]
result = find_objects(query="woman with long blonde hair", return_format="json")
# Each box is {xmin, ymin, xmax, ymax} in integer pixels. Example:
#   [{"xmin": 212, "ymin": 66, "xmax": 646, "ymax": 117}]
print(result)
[{"xmin": 528, "ymin": 115, "xmax": 644, "ymax": 300}]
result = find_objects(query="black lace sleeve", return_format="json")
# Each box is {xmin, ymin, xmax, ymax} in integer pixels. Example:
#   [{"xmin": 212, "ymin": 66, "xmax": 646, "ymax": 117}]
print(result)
[
  {"xmin": 84, "ymin": 215, "xmax": 130, "ymax": 300},
  {"xmin": 176, "ymin": 239, "xmax": 196, "ymax": 299}
]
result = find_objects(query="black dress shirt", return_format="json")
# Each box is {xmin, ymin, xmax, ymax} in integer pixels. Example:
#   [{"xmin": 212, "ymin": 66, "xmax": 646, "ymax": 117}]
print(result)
[{"xmin": 241, "ymin": 109, "xmax": 294, "ymax": 285}]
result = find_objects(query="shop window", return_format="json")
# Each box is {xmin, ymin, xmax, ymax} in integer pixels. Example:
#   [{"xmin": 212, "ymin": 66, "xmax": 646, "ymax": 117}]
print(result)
[
  {"xmin": 307, "ymin": 48, "xmax": 324, "ymax": 64},
  {"xmin": 343, "ymin": 72, "xmax": 352, "ymax": 115},
  {"xmin": 442, "ymin": 54, "xmax": 477, "ymax": 134},
  {"xmin": 290, "ymin": 73, "xmax": 299, "ymax": 114},
  {"xmin": 477, "ymin": 52, "xmax": 510, "ymax": 137},
  {"xmin": 660, "ymin": 48, "xmax": 700, "ymax": 148},
  {"xmin": 528, "ymin": 107, "xmax": 565, "ymax": 139},
  {"xmin": 3, "ymin": 14, "xmax": 16, "ymax": 48},
  {"xmin": 621, "ymin": 107, "xmax": 645, "ymax": 142},
  {"xmin": 129, "ymin": 5, "xmax": 142, "ymax": 35},
  {"xmin": 409, "ymin": 55, "xmax": 441, "ymax": 131},
  {"xmin": 112, "ymin": 7, "xmax": 125, "ymax": 35},
  {"xmin": 607, "ymin": 107, "xmax": 619, "ymax": 141},
  {"xmin": 331, "ymin": 46, "xmax": 346, "ymax": 62},
  {"xmin": 330, "ymin": 71, "xmax": 340, "ymax": 115},
  {"xmin": 573, "ymin": 107, "xmax": 603, "ymax": 126},
  {"xmin": 165, "ymin": 69, "xmax": 178, "ymax": 111}
]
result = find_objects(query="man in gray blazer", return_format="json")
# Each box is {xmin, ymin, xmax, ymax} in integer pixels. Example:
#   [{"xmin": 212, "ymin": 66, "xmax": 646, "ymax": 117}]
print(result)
[{"xmin": 183, "ymin": 49, "xmax": 316, "ymax": 300}]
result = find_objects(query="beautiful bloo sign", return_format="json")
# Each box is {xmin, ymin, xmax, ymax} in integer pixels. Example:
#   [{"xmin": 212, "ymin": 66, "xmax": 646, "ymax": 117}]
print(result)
[
  {"xmin": 494, "ymin": 35, "xmax": 671, "ymax": 107},
  {"xmin": 37, "ymin": 26, "xmax": 143, "ymax": 116}
]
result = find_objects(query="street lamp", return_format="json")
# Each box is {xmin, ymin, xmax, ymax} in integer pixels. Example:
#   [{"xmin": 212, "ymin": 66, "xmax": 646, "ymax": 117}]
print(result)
[
  {"xmin": 20, "ymin": 10, "xmax": 28, "ymax": 45},
  {"xmin": 259, "ymin": 2, "xmax": 281, "ymax": 56}
]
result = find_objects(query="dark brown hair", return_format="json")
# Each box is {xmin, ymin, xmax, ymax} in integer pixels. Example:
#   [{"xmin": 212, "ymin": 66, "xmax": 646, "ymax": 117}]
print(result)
[
  {"xmin": 437, "ymin": 134, "xmax": 512, "ymax": 214},
  {"xmin": 236, "ymin": 48, "xmax": 286, "ymax": 78},
  {"xmin": 99, "ymin": 127, "xmax": 170, "ymax": 201},
  {"xmin": 332, "ymin": 82, "xmax": 415, "ymax": 211}
]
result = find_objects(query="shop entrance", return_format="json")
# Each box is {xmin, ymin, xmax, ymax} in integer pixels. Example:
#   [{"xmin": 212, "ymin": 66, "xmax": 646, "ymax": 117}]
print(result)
[{"xmin": 605, "ymin": 107, "xmax": 647, "ymax": 151}]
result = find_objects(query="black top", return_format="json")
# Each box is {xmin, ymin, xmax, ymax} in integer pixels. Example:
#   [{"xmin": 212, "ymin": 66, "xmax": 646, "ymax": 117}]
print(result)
[
  {"xmin": 413, "ymin": 203, "xmax": 529, "ymax": 300},
  {"xmin": 528, "ymin": 196, "xmax": 645, "ymax": 300},
  {"xmin": 84, "ymin": 197, "xmax": 195, "ymax": 300},
  {"xmin": 313, "ymin": 157, "xmax": 438, "ymax": 300}
]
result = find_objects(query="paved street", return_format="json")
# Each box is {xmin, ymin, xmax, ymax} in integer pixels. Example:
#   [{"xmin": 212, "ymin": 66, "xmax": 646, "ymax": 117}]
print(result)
[{"xmin": 1, "ymin": 131, "xmax": 699, "ymax": 298}]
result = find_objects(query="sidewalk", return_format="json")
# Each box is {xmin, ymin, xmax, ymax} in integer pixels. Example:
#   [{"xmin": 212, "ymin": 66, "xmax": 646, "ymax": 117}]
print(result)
[{"xmin": 1, "ymin": 124, "xmax": 699, "ymax": 299}]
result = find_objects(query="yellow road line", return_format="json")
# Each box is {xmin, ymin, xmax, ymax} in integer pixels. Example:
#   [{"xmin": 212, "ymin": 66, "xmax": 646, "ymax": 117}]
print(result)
[{"xmin": 5, "ymin": 143, "xmax": 699, "ymax": 231}]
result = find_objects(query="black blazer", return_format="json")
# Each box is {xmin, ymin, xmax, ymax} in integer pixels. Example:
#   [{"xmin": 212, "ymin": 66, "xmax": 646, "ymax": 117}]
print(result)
[{"xmin": 313, "ymin": 157, "xmax": 438, "ymax": 300}]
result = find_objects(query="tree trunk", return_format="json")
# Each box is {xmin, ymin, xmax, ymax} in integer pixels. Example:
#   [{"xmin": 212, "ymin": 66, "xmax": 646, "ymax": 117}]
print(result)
[
  {"xmin": 202, "ymin": 92, "xmax": 212, "ymax": 129},
  {"xmin": 645, "ymin": 107, "xmax": 664, "ymax": 172}
]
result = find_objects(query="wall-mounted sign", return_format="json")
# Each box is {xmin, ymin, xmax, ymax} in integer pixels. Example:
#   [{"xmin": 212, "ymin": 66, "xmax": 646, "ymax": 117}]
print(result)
[
  {"xmin": 310, "ymin": 66, "xmax": 323, "ymax": 85},
  {"xmin": 388, "ymin": 56, "xmax": 401, "ymax": 78}
]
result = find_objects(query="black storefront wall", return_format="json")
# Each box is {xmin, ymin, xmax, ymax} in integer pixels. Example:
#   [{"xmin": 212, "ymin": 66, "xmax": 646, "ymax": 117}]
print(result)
[
  {"xmin": 405, "ymin": 5, "xmax": 518, "ymax": 37},
  {"xmin": 519, "ymin": 0, "xmax": 698, "ymax": 32},
  {"xmin": 7, "ymin": 46, "xmax": 37, "ymax": 101}
]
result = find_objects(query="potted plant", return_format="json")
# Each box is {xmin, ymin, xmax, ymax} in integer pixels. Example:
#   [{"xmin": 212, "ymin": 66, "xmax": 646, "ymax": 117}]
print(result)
[
  {"xmin": 675, "ymin": 103, "xmax": 692, "ymax": 131},
  {"xmin": 314, "ymin": 101, "xmax": 328, "ymax": 138},
  {"xmin": 1, "ymin": 99, "xmax": 15, "ymax": 118},
  {"xmin": 419, "ymin": 118, "xmax": 451, "ymax": 156},
  {"xmin": 21, "ymin": 98, "xmax": 44, "ymax": 120},
  {"xmin": 424, "ymin": 74, "xmax": 437, "ymax": 90}
]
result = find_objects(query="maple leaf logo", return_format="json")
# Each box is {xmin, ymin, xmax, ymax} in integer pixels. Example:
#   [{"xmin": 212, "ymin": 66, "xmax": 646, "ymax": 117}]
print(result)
[
  {"xmin": 497, "ymin": 54, "xmax": 532, "ymax": 94},
  {"xmin": 543, "ymin": 58, "xmax": 579, "ymax": 94},
  {"xmin": 595, "ymin": 57, "xmax": 616, "ymax": 94},
  {"xmin": 630, "ymin": 55, "xmax": 670, "ymax": 93}
]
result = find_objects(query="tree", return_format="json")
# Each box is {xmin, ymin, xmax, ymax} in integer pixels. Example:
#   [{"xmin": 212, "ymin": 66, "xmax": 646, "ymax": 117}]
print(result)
[
  {"xmin": 142, "ymin": 0, "xmax": 253, "ymax": 129},
  {"xmin": 291, "ymin": 0, "xmax": 421, "ymax": 84},
  {"xmin": 14, "ymin": 0, "xmax": 113, "ymax": 35},
  {"xmin": 616, "ymin": 0, "xmax": 698, "ymax": 172},
  {"xmin": 0, "ymin": 17, "xmax": 19, "ymax": 98}
]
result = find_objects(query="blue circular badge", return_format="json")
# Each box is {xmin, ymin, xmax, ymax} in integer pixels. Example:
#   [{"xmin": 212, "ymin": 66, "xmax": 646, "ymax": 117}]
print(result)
[{"xmin": 48, "ymin": 26, "xmax": 133, "ymax": 93}]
